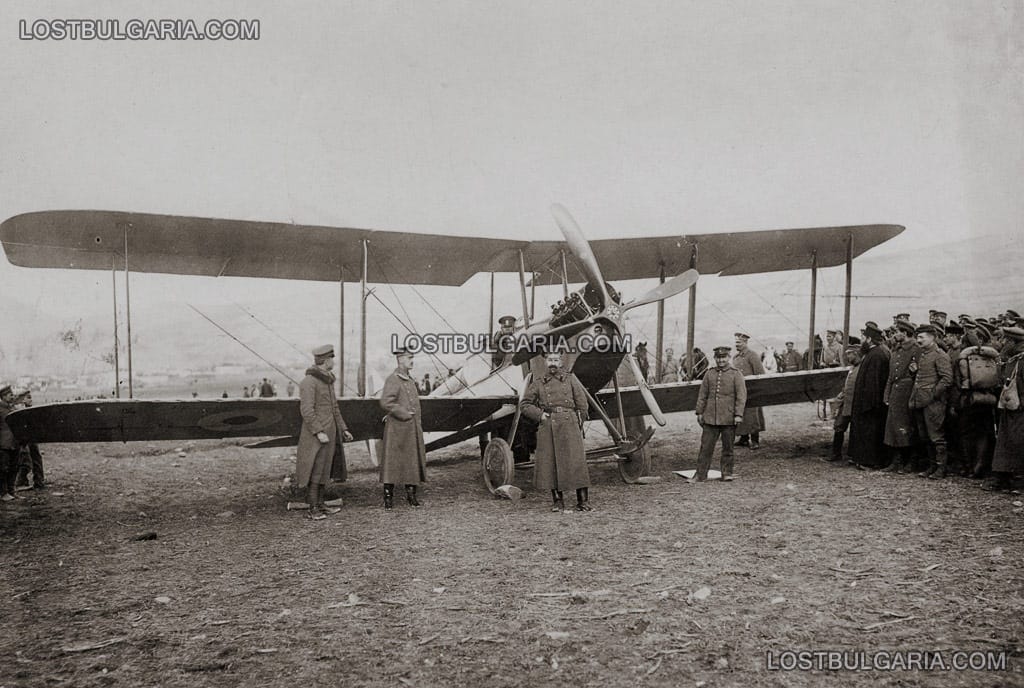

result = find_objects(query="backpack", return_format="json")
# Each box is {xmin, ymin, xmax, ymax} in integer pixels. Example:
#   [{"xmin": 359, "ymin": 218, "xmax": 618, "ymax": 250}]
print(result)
[{"xmin": 958, "ymin": 346, "xmax": 1000, "ymax": 390}]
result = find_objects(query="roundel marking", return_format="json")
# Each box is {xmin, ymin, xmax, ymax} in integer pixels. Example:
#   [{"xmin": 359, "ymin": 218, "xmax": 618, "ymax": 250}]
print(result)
[{"xmin": 198, "ymin": 408, "xmax": 284, "ymax": 433}]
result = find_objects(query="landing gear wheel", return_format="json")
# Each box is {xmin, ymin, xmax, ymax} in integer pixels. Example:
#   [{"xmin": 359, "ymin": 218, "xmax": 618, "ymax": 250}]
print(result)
[
  {"xmin": 618, "ymin": 444, "xmax": 651, "ymax": 483},
  {"xmin": 618, "ymin": 416, "xmax": 652, "ymax": 483},
  {"xmin": 482, "ymin": 438, "xmax": 515, "ymax": 495}
]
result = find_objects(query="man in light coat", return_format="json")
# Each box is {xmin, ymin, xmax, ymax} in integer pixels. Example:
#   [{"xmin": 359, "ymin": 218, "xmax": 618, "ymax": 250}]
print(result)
[
  {"xmin": 694, "ymin": 347, "xmax": 746, "ymax": 481},
  {"xmin": 379, "ymin": 347, "xmax": 428, "ymax": 510},
  {"xmin": 296, "ymin": 345, "xmax": 353, "ymax": 520}
]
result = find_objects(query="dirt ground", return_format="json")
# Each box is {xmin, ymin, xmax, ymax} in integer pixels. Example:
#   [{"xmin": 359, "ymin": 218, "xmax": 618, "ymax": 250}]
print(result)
[{"xmin": 2, "ymin": 404, "xmax": 1022, "ymax": 687}]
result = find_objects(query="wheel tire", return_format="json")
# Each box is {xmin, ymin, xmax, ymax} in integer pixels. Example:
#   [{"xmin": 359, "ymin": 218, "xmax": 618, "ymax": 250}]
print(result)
[
  {"xmin": 482, "ymin": 438, "xmax": 515, "ymax": 495},
  {"xmin": 618, "ymin": 416, "xmax": 652, "ymax": 483}
]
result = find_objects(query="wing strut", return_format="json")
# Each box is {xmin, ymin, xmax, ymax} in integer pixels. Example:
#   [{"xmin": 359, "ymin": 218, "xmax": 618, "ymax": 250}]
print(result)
[
  {"xmin": 807, "ymin": 250, "xmax": 817, "ymax": 367},
  {"xmin": 123, "ymin": 222, "xmax": 134, "ymax": 398},
  {"xmin": 843, "ymin": 234, "xmax": 853, "ymax": 349}
]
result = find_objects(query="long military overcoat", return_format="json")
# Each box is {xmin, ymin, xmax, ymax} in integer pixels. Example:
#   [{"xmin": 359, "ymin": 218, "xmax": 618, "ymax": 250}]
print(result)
[
  {"xmin": 379, "ymin": 369, "xmax": 428, "ymax": 485},
  {"xmin": 695, "ymin": 365, "xmax": 747, "ymax": 425},
  {"xmin": 732, "ymin": 348, "xmax": 765, "ymax": 434},
  {"xmin": 848, "ymin": 343, "xmax": 890, "ymax": 467},
  {"xmin": 883, "ymin": 340, "xmax": 920, "ymax": 447},
  {"xmin": 520, "ymin": 371, "xmax": 590, "ymax": 491},
  {"xmin": 295, "ymin": 368, "xmax": 348, "ymax": 488},
  {"xmin": 994, "ymin": 350, "xmax": 1024, "ymax": 473}
]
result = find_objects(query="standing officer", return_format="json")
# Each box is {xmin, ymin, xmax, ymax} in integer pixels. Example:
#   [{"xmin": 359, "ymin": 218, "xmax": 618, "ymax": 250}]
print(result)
[
  {"xmin": 732, "ymin": 333, "xmax": 765, "ymax": 449},
  {"xmin": 379, "ymin": 347, "xmax": 428, "ymax": 510},
  {"xmin": 694, "ymin": 347, "xmax": 746, "ymax": 481},
  {"xmin": 0, "ymin": 385, "xmax": 20, "ymax": 500},
  {"xmin": 520, "ymin": 351, "xmax": 592, "ymax": 512},
  {"xmin": 881, "ymin": 319, "xmax": 920, "ymax": 472},
  {"xmin": 910, "ymin": 324, "xmax": 953, "ymax": 479},
  {"xmin": 296, "ymin": 345, "xmax": 353, "ymax": 520}
]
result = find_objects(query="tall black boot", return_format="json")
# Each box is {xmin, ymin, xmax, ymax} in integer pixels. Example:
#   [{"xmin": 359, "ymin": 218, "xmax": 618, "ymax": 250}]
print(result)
[
  {"xmin": 405, "ymin": 484, "xmax": 420, "ymax": 507},
  {"xmin": 917, "ymin": 445, "xmax": 937, "ymax": 478},
  {"xmin": 928, "ymin": 444, "xmax": 948, "ymax": 480},
  {"xmin": 575, "ymin": 487, "xmax": 593, "ymax": 512},
  {"xmin": 895, "ymin": 448, "xmax": 911, "ymax": 474},
  {"xmin": 383, "ymin": 483, "xmax": 394, "ymax": 511},
  {"xmin": 551, "ymin": 490, "xmax": 564, "ymax": 512}
]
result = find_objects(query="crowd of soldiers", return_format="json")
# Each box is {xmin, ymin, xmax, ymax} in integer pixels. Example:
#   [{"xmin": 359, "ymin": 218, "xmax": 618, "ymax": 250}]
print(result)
[{"xmin": 823, "ymin": 309, "xmax": 1023, "ymax": 492}]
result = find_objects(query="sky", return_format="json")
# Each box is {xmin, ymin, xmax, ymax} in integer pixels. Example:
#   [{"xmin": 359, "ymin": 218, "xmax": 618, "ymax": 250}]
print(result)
[{"xmin": 1, "ymin": 1, "xmax": 1021, "ymax": 385}]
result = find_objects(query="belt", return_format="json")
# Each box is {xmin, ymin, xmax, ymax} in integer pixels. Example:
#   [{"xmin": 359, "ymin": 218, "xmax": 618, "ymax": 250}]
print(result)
[{"xmin": 544, "ymin": 406, "xmax": 576, "ymax": 413}]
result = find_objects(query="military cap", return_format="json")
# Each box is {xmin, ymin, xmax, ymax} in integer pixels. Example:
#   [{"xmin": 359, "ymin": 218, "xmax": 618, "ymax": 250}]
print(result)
[
  {"xmin": 636, "ymin": 341, "xmax": 647, "ymax": 348},
  {"xmin": 895, "ymin": 320, "xmax": 915, "ymax": 335},
  {"xmin": 847, "ymin": 335, "xmax": 861, "ymax": 346},
  {"xmin": 894, "ymin": 313, "xmax": 911, "ymax": 322},
  {"xmin": 977, "ymin": 317, "xmax": 991, "ymax": 326},
  {"xmin": 929, "ymin": 311, "xmax": 948, "ymax": 325},
  {"xmin": 0, "ymin": 385, "xmax": 11, "ymax": 398},
  {"xmin": 312, "ymin": 344, "xmax": 334, "ymax": 358},
  {"xmin": 393, "ymin": 345, "xmax": 412, "ymax": 356},
  {"xmin": 1004, "ymin": 326, "xmax": 1024, "ymax": 341},
  {"xmin": 915, "ymin": 323, "xmax": 939, "ymax": 336},
  {"xmin": 785, "ymin": 341, "xmax": 794, "ymax": 346},
  {"xmin": 961, "ymin": 316, "xmax": 978, "ymax": 329},
  {"xmin": 945, "ymin": 321, "xmax": 963, "ymax": 334},
  {"xmin": 733, "ymin": 332, "xmax": 750, "ymax": 341},
  {"xmin": 498, "ymin": 315, "xmax": 516, "ymax": 327},
  {"xmin": 713, "ymin": 346, "xmax": 732, "ymax": 356},
  {"xmin": 1006, "ymin": 309, "xmax": 1020, "ymax": 320}
]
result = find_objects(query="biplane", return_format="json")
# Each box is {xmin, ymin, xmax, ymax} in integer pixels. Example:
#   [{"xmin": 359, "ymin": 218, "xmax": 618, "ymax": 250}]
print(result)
[{"xmin": 0, "ymin": 205, "xmax": 903, "ymax": 490}]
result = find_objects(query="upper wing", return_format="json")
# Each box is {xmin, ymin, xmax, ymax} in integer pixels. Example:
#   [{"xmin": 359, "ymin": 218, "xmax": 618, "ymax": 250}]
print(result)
[
  {"xmin": 1, "ymin": 210, "xmax": 903, "ymax": 285},
  {"xmin": 6, "ymin": 395, "xmax": 514, "ymax": 444},
  {"xmin": 595, "ymin": 369, "xmax": 849, "ymax": 417}
]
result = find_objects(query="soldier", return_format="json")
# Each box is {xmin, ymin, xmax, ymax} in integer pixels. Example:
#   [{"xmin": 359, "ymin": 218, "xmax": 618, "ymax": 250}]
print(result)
[
  {"xmin": 520, "ymin": 351, "xmax": 592, "ymax": 512},
  {"xmin": 296, "ymin": 345, "xmax": 353, "ymax": 520},
  {"xmin": 910, "ymin": 324, "xmax": 953, "ymax": 479},
  {"xmin": 491, "ymin": 315, "xmax": 517, "ymax": 371},
  {"xmin": 379, "ymin": 346, "xmax": 428, "ymax": 510},
  {"xmin": 13, "ymin": 390, "xmax": 44, "ymax": 490},
  {"xmin": 821, "ymin": 330, "xmax": 844, "ymax": 368},
  {"xmin": 0, "ymin": 385, "xmax": 21, "ymax": 500},
  {"xmin": 694, "ymin": 346, "xmax": 746, "ymax": 482},
  {"xmin": 985, "ymin": 326, "xmax": 1024, "ymax": 491},
  {"xmin": 780, "ymin": 341, "xmax": 803, "ymax": 372},
  {"xmin": 848, "ymin": 323, "xmax": 891, "ymax": 468},
  {"xmin": 732, "ymin": 333, "xmax": 765, "ymax": 449},
  {"xmin": 942, "ymin": 322, "xmax": 966, "ymax": 473},
  {"xmin": 827, "ymin": 340, "xmax": 862, "ymax": 463},
  {"xmin": 881, "ymin": 320, "xmax": 920, "ymax": 472}
]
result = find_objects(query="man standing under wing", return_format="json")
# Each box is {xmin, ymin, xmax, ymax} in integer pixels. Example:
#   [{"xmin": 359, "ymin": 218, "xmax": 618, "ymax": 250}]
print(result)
[
  {"xmin": 694, "ymin": 346, "xmax": 746, "ymax": 482},
  {"xmin": 520, "ymin": 351, "xmax": 592, "ymax": 512},
  {"xmin": 379, "ymin": 347, "xmax": 428, "ymax": 510},
  {"xmin": 296, "ymin": 345, "xmax": 353, "ymax": 521}
]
